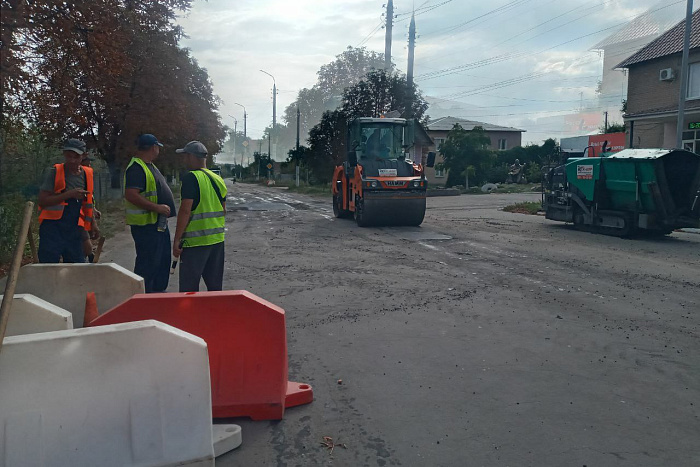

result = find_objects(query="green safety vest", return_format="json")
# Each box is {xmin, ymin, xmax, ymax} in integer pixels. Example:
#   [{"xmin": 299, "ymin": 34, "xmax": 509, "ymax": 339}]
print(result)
[
  {"xmin": 183, "ymin": 169, "xmax": 227, "ymax": 247},
  {"xmin": 124, "ymin": 157, "xmax": 158, "ymax": 226}
]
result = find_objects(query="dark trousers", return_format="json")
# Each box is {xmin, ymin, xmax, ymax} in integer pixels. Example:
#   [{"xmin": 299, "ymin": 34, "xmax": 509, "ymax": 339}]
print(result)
[
  {"xmin": 38, "ymin": 199, "xmax": 85, "ymax": 264},
  {"xmin": 130, "ymin": 224, "xmax": 171, "ymax": 293},
  {"xmin": 179, "ymin": 242, "xmax": 225, "ymax": 292}
]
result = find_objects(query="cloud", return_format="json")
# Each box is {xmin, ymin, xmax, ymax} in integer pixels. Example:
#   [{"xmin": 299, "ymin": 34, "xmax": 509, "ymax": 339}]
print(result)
[{"xmin": 176, "ymin": 0, "xmax": 687, "ymax": 146}]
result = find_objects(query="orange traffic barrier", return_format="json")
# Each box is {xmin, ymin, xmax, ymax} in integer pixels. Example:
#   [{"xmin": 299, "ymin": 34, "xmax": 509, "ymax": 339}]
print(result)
[
  {"xmin": 83, "ymin": 292, "xmax": 98, "ymax": 327},
  {"xmin": 88, "ymin": 290, "xmax": 313, "ymax": 420}
]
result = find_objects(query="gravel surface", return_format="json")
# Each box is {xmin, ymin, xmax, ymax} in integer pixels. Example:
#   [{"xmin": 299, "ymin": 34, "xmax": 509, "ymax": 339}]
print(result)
[{"xmin": 103, "ymin": 182, "xmax": 700, "ymax": 466}]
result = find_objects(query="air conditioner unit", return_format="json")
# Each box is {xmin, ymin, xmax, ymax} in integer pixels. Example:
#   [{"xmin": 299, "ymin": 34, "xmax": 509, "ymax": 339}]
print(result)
[{"xmin": 659, "ymin": 68, "xmax": 675, "ymax": 81}]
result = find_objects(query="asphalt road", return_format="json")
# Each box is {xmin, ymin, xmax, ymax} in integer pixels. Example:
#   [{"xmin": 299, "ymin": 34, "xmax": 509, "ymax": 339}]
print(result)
[{"xmin": 103, "ymin": 182, "xmax": 700, "ymax": 466}]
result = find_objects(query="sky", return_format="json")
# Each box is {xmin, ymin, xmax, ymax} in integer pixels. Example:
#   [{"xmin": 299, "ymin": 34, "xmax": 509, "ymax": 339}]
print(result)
[{"xmin": 175, "ymin": 0, "xmax": 690, "ymax": 156}]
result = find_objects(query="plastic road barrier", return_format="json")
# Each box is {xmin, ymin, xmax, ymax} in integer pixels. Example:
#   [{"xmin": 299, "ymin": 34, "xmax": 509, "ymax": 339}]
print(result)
[
  {"xmin": 1, "ymin": 294, "xmax": 73, "ymax": 337},
  {"xmin": 0, "ymin": 321, "xmax": 215, "ymax": 466},
  {"xmin": 89, "ymin": 290, "xmax": 314, "ymax": 420},
  {"xmin": 0, "ymin": 263, "xmax": 144, "ymax": 327}
]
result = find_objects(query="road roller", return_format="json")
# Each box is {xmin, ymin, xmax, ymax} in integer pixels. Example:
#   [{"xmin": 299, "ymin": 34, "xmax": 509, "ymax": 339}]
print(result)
[{"xmin": 331, "ymin": 117, "xmax": 435, "ymax": 227}]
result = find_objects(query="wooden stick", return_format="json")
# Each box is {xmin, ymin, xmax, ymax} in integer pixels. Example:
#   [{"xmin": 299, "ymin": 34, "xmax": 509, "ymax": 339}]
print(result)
[
  {"xmin": 27, "ymin": 224, "xmax": 39, "ymax": 263},
  {"xmin": 0, "ymin": 201, "xmax": 34, "ymax": 352},
  {"xmin": 93, "ymin": 236, "xmax": 106, "ymax": 263}
]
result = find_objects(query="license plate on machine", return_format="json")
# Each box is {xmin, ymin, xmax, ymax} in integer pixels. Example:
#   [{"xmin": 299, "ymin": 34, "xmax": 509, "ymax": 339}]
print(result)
[{"xmin": 379, "ymin": 169, "xmax": 397, "ymax": 176}]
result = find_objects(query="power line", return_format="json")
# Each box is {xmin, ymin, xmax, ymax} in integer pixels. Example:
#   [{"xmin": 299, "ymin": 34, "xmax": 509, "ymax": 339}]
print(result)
[{"xmin": 415, "ymin": 0, "xmax": 685, "ymax": 81}]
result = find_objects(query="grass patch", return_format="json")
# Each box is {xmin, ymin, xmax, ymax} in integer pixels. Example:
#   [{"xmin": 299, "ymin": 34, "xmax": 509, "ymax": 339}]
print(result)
[
  {"xmin": 503, "ymin": 201, "xmax": 542, "ymax": 215},
  {"xmin": 95, "ymin": 199, "xmax": 127, "ymax": 239}
]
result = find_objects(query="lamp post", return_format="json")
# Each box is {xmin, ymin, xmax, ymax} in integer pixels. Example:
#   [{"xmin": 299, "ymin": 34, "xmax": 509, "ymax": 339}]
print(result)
[
  {"xmin": 260, "ymin": 70, "xmax": 276, "ymax": 160},
  {"xmin": 233, "ymin": 103, "xmax": 247, "ymax": 177},
  {"xmin": 227, "ymin": 114, "xmax": 237, "ymax": 172}
]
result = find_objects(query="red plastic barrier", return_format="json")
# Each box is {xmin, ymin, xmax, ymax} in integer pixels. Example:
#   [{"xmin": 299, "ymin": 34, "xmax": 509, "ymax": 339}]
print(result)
[{"xmin": 88, "ymin": 291, "xmax": 313, "ymax": 420}]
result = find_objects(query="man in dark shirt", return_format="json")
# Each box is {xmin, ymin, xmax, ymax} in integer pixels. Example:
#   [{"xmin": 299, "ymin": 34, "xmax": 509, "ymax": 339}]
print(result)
[
  {"xmin": 173, "ymin": 141, "xmax": 227, "ymax": 292},
  {"xmin": 124, "ymin": 134, "xmax": 176, "ymax": 292}
]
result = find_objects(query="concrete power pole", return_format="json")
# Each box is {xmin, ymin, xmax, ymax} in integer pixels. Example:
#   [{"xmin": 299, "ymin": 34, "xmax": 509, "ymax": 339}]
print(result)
[
  {"xmin": 384, "ymin": 0, "xmax": 394, "ymax": 70},
  {"xmin": 296, "ymin": 106, "xmax": 301, "ymax": 187},
  {"xmin": 406, "ymin": 11, "xmax": 416, "ymax": 118}
]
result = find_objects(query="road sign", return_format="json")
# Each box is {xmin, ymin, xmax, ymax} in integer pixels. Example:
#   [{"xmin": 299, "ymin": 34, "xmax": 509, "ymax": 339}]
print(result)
[
  {"xmin": 266, "ymin": 163, "xmax": 272, "ymax": 169},
  {"xmin": 242, "ymin": 141, "xmax": 249, "ymax": 147}
]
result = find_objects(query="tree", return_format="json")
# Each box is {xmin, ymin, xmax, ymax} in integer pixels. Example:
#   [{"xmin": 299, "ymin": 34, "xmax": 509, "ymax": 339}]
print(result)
[
  {"xmin": 306, "ymin": 110, "xmax": 347, "ymax": 183},
  {"xmin": 341, "ymin": 69, "xmax": 428, "ymax": 121},
  {"xmin": 275, "ymin": 47, "xmax": 387, "ymax": 158},
  {"xmin": 439, "ymin": 124, "xmax": 494, "ymax": 187},
  {"xmin": 0, "ymin": 0, "xmax": 224, "ymax": 189},
  {"xmin": 602, "ymin": 122, "xmax": 625, "ymax": 133},
  {"xmin": 305, "ymin": 69, "xmax": 428, "ymax": 183}
]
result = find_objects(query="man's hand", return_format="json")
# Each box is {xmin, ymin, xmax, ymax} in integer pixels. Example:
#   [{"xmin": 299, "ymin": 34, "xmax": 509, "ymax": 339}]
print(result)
[
  {"xmin": 173, "ymin": 240, "xmax": 183, "ymax": 258},
  {"xmin": 156, "ymin": 204, "xmax": 171, "ymax": 216},
  {"xmin": 65, "ymin": 188, "xmax": 88, "ymax": 200},
  {"xmin": 90, "ymin": 228, "xmax": 100, "ymax": 240}
]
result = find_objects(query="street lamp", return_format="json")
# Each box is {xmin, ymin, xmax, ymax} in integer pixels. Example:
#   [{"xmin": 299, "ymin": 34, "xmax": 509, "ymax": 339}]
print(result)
[
  {"xmin": 233, "ymin": 103, "xmax": 247, "ymax": 178},
  {"xmin": 227, "ymin": 114, "xmax": 237, "ymax": 169},
  {"xmin": 233, "ymin": 103, "xmax": 247, "ymax": 139},
  {"xmin": 260, "ymin": 70, "xmax": 277, "ymax": 160}
]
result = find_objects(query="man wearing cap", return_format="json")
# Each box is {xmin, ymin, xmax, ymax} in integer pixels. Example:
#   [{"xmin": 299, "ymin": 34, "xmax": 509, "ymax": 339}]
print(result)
[
  {"xmin": 124, "ymin": 134, "xmax": 176, "ymax": 293},
  {"xmin": 172, "ymin": 141, "xmax": 227, "ymax": 292},
  {"xmin": 37, "ymin": 138, "xmax": 98, "ymax": 263}
]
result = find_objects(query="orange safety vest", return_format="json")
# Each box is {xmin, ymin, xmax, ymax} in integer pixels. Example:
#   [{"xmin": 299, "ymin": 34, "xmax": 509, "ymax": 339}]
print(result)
[{"xmin": 38, "ymin": 163, "xmax": 95, "ymax": 231}]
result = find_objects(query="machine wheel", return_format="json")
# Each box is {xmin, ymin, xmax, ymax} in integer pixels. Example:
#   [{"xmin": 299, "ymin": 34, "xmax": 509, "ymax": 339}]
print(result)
[
  {"xmin": 333, "ymin": 194, "xmax": 351, "ymax": 218},
  {"xmin": 572, "ymin": 206, "xmax": 586, "ymax": 230},
  {"xmin": 354, "ymin": 197, "xmax": 369, "ymax": 227}
]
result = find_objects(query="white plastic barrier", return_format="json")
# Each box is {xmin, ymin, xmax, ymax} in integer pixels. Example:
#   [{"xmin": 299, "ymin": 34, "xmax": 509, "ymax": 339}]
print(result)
[
  {"xmin": 0, "ymin": 320, "xmax": 214, "ymax": 466},
  {"xmin": 0, "ymin": 263, "xmax": 144, "ymax": 326},
  {"xmin": 1, "ymin": 294, "xmax": 73, "ymax": 337}
]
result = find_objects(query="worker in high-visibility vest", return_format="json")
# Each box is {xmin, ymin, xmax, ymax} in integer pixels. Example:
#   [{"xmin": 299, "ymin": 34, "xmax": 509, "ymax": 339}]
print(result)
[
  {"xmin": 37, "ymin": 139, "xmax": 99, "ymax": 263},
  {"xmin": 172, "ymin": 141, "xmax": 227, "ymax": 292},
  {"xmin": 124, "ymin": 134, "xmax": 176, "ymax": 293}
]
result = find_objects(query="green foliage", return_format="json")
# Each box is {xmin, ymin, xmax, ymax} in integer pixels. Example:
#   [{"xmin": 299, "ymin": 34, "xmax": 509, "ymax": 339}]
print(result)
[
  {"xmin": 0, "ymin": 193, "xmax": 39, "ymax": 264},
  {"xmin": 496, "ymin": 138, "xmax": 556, "ymax": 166},
  {"xmin": 276, "ymin": 47, "xmax": 387, "ymax": 152},
  {"xmin": 483, "ymin": 165, "xmax": 508, "ymax": 184},
  {"xmin": 1, "ymin": 0, "xmax": 224, "ymax": 186},
  {"xmin": 526, "ymin": 162, "xmax": 542, "ymax": 184},
  {"xmin": 305, "ymin": 69, "xmax": 428, "ymax": 184},
  {"xmin": 341, "ymin": 69, "xmax": 428, "ymax": 120},
  {"xmin": 306, "ymin": 110, "xmax": 347, "ymax": 183},
  {"xmin": 440, "ymin": 124, "xmax": 494, "ymax": 187},
  {"xmin": 602, "ymin": 122, "xmax": 625, "ymax": 134},
  {"xmin": 1, "ymin": 121, "xmax": 61, "ymax": 195}
]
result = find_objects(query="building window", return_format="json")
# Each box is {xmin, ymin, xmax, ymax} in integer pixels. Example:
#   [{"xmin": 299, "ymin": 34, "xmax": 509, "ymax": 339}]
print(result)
[
  {"xmin": 498, "ymin": 139, "xmax": 507, "ymax": 150},
  {"xmin": 434, "ymin": 138, "xmax": 445, "ymax": 152},
  {"xmin": 434, "ymin": 168, "xmax": 445, "ymax": 178},
  {"xmin": 688, "ymin": 62, "xmax": 700, "ymax": 99}
]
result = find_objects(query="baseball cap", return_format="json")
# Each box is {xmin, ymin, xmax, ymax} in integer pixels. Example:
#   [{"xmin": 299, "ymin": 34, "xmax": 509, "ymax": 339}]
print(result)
[
  {"xmin": 176, "ymin": 141, "xmax": 208, "ymax": 158},
  {"xmin": 62, "ymin": 139, "xmax": 86, "ymax": 155},
  {"xmin": 137, "ymin": 134, "xmax": 163, "ymax": 149}
]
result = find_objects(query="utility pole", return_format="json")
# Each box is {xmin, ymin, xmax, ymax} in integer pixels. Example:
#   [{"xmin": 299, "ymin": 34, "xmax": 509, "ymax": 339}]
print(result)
[
  {"xmin": 260, "ymin": 70, "xmax": 277, "ymax": 159},
  {"xmin": 234, "ymin": 102, "xmax": 247, "ymax": 178},
  {"xmin": 384, "ymin": 0, "xmax": 394, "ymax": 70},
  {"xmin": 406, "ymin": 11, "xmax": 416, "ymax": 118},
  {"xmin": 604, "ymin": 111, "xmax": 608, "ymax": 133},
  {"xmin": 258, "ymin": 140, "xmax": 262, "ymax": 180},
  {"xmin": 676, "ymin": 0, "xmax": 694, "ymax": 149},
  {"xmin": 296, "ymin": 105, "xmax": 301, "ymax": 187}
]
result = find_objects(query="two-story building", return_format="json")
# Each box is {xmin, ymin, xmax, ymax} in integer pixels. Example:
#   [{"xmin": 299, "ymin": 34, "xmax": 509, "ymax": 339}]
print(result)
[
  {"xmin": 423, "ymin": 116, "xmax": 525, "ymax": 186},
  {"xmin": 618, "ymin": 10, "xmax": 700, "ymax": 151}
]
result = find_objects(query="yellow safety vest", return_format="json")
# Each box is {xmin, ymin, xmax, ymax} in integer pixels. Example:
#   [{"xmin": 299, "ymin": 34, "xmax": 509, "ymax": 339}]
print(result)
[
  {"xmin": 124, "ymin": 157, "xmax": 158, "ymax": 226},
  {"xmin": 182, "ymin": 169, "xmax": 227, "ymax": 247}
]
